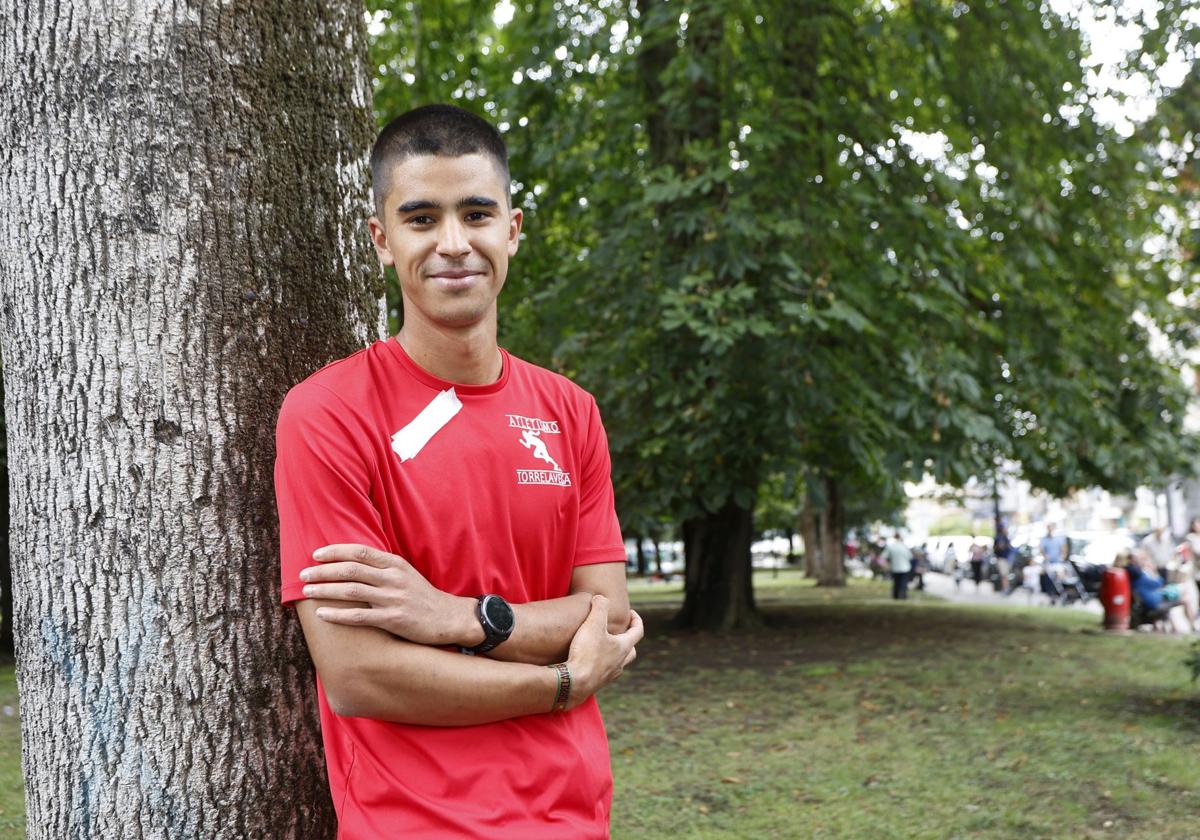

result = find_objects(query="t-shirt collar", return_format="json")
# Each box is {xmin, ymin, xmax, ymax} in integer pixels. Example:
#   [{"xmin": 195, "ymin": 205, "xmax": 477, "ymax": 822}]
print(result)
[{"xmin": 385, "ymin": 337, "xmax": 511, "ymax": 396}]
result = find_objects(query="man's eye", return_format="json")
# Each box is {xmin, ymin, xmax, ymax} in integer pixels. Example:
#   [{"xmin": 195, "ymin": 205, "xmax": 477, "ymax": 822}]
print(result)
[
  {"xmin": 465, "ymin": 211, "xmax": 490, "ymax": 222},
  {"xmin": 409, "ymin": 215, "xmax": 435, "ymax": 226}
]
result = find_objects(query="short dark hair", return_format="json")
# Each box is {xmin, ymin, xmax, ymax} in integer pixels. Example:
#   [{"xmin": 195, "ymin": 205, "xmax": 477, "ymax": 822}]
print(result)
[{"xmin": 370, "ymin": 104, "xmax": 510, "ymax": 215}]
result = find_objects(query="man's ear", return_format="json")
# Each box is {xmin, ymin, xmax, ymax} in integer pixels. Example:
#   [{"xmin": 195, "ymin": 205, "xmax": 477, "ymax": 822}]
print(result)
[
  {"xmin": 507, "ymin": 207, "xmax": 523, "ymax": 258},
  {"xmin": 367, "ymin": 216, "xmax": 395, "ymax": 267}
]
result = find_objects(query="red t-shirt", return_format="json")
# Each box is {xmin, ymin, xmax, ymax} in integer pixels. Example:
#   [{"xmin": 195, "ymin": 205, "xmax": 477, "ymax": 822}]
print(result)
[{"xmin": 274, "ymin": 338, "xmax": 627, "ymax": 839}]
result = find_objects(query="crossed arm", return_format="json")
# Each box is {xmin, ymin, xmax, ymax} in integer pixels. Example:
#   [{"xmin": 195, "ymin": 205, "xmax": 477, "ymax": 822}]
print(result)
[{"xmin": 294, "ymin": 544, "xmax": 642, "ymax": 726}]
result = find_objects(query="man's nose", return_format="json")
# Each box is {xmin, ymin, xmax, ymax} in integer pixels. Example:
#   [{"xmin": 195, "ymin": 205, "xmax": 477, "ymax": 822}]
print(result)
[{"xmin": 436, "ymin": 219, "xmax": 470, "ymax": 257}]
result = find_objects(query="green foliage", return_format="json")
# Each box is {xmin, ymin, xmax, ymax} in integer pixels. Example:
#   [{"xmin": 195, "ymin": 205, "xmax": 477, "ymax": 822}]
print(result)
[
  {"xmin": 928, "ymin": 511, "xmax": 975, "ymax": 537},
  {"xmin": 364, "ymin": 0, "xmax": 1200, "ymax": 536},
  {"xmin": 1187, "ymin": 639, "xmax": 1200, "ymax": 683}
]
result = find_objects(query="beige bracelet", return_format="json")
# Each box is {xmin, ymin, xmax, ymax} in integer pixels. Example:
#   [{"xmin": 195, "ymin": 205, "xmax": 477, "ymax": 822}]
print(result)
[{"xmin": 547, "ymin": 662, "xmax": 571, "ymax": 712}]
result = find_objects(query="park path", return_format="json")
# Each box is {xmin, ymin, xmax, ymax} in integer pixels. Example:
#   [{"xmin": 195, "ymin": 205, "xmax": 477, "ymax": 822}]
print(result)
[{"xmin": 919, "ymin": 571, "xmax": 1103, "ymax": 616}]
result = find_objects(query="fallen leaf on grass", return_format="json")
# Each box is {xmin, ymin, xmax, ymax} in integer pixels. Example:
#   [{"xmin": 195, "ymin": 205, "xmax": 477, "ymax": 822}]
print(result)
[{"xmin": 721, "ymin": 776, "xmax": 744, "ymax": 784}]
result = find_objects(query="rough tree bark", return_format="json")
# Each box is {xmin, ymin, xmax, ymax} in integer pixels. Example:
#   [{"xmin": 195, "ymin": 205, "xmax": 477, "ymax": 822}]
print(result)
[{"xmin": 0, "ymin": 2, "xmax": 382, "ymax": 837}]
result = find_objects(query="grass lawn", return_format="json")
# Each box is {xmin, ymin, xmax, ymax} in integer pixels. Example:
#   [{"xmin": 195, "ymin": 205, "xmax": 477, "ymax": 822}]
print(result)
[
  {"xmin": 0, "ymin": 662, "xmax": 20, "ymax": 840},
  {"xmin": 606, "ymin": 573, "xmax": 1200, "ymax": 839},
  {"xmin": 2, "ymin": 573, "xmax": 1197, "ymax": 839}
]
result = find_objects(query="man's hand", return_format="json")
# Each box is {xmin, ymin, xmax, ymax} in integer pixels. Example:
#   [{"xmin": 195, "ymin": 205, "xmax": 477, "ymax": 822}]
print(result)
[
  {"xmin": 299, "ymin": 544, "xmax": 478, "ymax": 647},
  {"xmin": 563, "ymin": 594, "xmax": 643, "ymax": 709}
]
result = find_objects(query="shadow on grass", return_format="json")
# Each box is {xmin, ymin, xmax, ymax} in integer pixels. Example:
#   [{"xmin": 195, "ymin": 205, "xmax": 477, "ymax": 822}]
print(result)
[{"xmin": 630, "ymin": 597, "xmax": 1093, "ymax": 678}]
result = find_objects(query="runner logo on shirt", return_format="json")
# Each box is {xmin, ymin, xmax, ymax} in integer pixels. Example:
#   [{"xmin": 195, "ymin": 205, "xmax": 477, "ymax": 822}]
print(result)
[{"xmin": 508, "ymin": 414, "xmax": 572, "ymax": 487}]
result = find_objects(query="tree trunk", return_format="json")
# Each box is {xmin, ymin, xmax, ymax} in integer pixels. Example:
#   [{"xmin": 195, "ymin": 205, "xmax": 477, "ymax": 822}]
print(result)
[
  {"xmin": 635, "ymin": 535, "xmax": 647, "ymax": 576},
  {"xmin": 817, "ymin": 477, "xmax": 846, "ymax": 587},
  {"xmin": 0, "ymin": 2, "xmax": 381, "ymax": 837},
  {"xmin": 676, "ymin": 500, "xmax": 760, "ymax": 631},
  {"xmin": 799, "ymin": 498, "xmax": 820, "ymax": 578},
  {"xmin": 652, "ymin": 538, "xmax": 662, "ymax": 575}
]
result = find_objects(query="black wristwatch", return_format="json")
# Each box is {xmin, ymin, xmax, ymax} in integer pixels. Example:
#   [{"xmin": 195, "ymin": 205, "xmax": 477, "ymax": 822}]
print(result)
[{"xmin": 460, "ymin": 594, "xmax": 515, "ymax": 655}]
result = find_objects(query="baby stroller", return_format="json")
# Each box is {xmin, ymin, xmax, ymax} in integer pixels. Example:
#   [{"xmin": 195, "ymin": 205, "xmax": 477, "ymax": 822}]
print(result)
[
  {"xmin": 1068, "ymin": 558, "xmax": 1104, "ymax": 598},
  {"xmin": 1040, "ymin": 564, "xmax": 1089, "ymax": 605}
]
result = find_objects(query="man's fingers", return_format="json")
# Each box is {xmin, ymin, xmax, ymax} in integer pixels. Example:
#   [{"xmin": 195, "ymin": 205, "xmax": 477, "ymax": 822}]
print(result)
[
  {"xmin": 312, "ymin": 544, "xmax": 398, "ymax": 568},
  {"xmin": 621, "ymin": 645, "xmax": 638, "ymax": 668},
  {"xmin": 303, "ymin": 582, "xmax": 380, "ymax": 604},
  {"xmin": 301, "ymin": 561, "xmax": 385, "ymax": 585},
  {"xmin": 587, "ymin": 594, "xmax": 610, "ymax": 625},
  {"xmin": 617, "ymin": 609, "xmax": 645, "ymax": 645},
  {"xmin": 314, "ymin": 606, "xmax": 377, "ymax": 627}
]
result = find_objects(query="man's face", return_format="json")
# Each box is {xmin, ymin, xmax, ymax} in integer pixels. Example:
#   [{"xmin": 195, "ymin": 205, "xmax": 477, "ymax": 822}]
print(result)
[{"xmin": 367, "ymin": 153, "xmax": 521, "ymax": 331}]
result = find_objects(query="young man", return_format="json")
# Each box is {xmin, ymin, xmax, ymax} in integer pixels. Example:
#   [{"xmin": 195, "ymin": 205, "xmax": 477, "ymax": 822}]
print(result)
[{"xmin": 273, "ymin": 104, "xmax": 643, "ymax": 838}]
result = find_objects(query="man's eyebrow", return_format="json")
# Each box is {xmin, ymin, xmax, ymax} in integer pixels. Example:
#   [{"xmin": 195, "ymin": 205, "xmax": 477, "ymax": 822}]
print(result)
[
  {"xmin": 396, "ymin": 199, "xmax": 438, "ymax": 214},
  {"xmin": 395, "ymin": 196, "xmax": 500, "ymax": 215},
  {"xmin": 457, "ymin": 195, "xmax": 499, "ymax": 209}
]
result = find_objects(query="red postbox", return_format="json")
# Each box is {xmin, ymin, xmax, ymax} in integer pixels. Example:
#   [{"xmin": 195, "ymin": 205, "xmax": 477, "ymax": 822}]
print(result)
[{"xmin": 1099, "ymin": 566, "xmax": 1131, "ymax": 632}]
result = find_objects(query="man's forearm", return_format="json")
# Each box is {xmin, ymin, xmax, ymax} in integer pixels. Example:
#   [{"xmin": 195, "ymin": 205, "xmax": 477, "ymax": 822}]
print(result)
[
  {"xmin": 299, "ymin": 547, "xmax": 631, "ymax": 666},
  {"xmin": 299, "ymin": 600, "xmax": 561, "ymax": 726},
  {"xmin": 485, "ymin": 593, "xmax": 594, "ymax": 665}
]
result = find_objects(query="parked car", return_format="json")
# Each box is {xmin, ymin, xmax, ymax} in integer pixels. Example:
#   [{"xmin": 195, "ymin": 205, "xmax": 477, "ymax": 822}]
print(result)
[{"xmin": 1067, "ymin": 530, "xmax": 1135, "ymax": 568}]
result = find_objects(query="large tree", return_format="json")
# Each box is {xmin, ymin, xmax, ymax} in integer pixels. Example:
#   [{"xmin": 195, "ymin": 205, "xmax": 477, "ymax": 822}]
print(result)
[
  {"xmin": 0, "ymin": 1, "xmax": 382, "ymax": 836},
  {"xmin": 365, "ymin": 0, "xmax": 1198, "ymax": 624}
]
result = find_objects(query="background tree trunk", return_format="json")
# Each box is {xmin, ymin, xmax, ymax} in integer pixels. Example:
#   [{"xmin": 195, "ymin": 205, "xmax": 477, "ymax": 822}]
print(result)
[
  {"xmin": 817, "ymin": 477, "xmax": 847, "ymax": 587},
  {"xmin": 677, "ymin": 500, "xmax": 759, "ymax": 631},
  {"xmin": 0, "ymin": 2, "xmax": 382, "ymax": 837},
  {"xmin": 799, "ymin": 500, "xmax": 820, "ymax": 578}
]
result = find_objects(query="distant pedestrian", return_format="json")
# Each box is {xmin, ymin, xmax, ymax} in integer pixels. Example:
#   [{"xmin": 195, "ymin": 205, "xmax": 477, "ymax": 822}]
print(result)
[
  {"xmin": 946, "ymin": 543, "xmax": 961, "ymax": 590},
  {"xmin": 1039, "ymin": 523, "xmax": 1066, "ymax": 569},
  {"xmin": 993, "ymin": 525, "xmax": 1016, "ymax": 594},
  {"xmin": 1021, "ymin": 560, "xmax": 1041, "ymax": 604},
  {"xmin": 969, "ymin": 538, "xmax": 986, "ymax": 591},
  {"xmin": 1128, "ymin": 549, "xmax": 1191, "ymax": 633},
  {"xmin": 912, "ymin": 543, "xmax": 929, "ymax": 591},
  {"xmin": 1169, "ymin": 545, "xmax": 1199, "ymax": 632},
  {"xmin": 884, "ymin": 533, "xmax": 913, "ymax": 601},
  {"xmin": 1141, "ymin": 525, "xmax": 1174, "ymax": 581},
  {"xmin": 1186, "ymin": 519, "xmax": 1200, "ymax": 609}
]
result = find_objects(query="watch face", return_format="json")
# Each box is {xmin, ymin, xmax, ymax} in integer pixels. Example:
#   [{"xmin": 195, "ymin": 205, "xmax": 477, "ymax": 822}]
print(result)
[{"xmin": 483, "ymin": 596, "xmax": 515, "ymax": 634}]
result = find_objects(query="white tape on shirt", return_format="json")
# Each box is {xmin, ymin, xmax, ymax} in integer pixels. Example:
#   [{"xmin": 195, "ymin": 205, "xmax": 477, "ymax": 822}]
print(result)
[{"xmin": 391, "ymin": 388, "xmax": 463, "ymax": 462}]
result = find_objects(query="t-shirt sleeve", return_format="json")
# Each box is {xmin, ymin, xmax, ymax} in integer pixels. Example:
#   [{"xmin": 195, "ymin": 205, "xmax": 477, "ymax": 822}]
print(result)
[
  {"xmin": 274, "ymin": 382, "xmax": 389, "ymax": 604},
  {"xmin": 573, "ymin": 396, "xmax": 627, "ymax": 567}
]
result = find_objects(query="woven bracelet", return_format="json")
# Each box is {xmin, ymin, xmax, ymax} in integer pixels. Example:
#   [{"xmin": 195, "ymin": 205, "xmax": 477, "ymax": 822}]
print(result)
[{"xmin": 548, "ymin": 662, "xmax": 571, "ymax": 712}]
